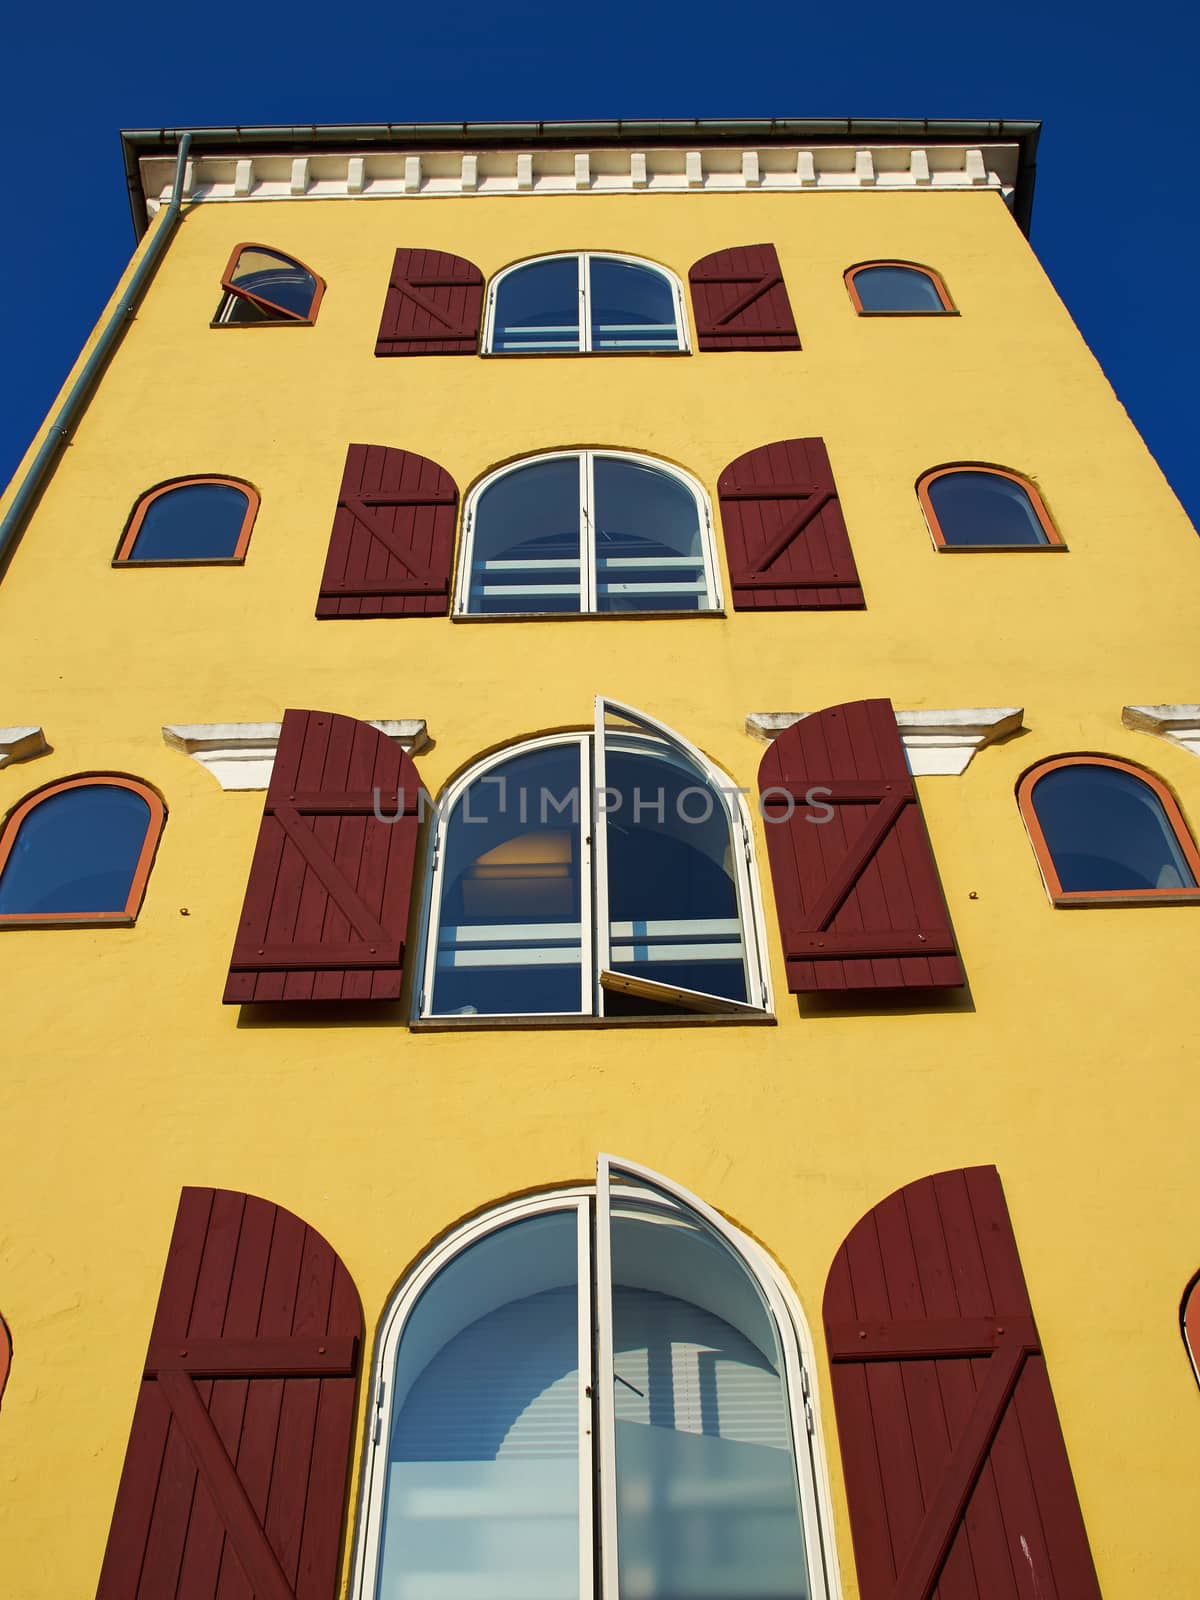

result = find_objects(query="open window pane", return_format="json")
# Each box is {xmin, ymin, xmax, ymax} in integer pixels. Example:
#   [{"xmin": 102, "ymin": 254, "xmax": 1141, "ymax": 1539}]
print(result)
[
  {"xmin": 928, "ymin": 471, "xmax": 1049, "ymax": 547},
  {"xmin": 592, "ymin": 458, "xmax": 710, "ymax": 614},
  {"xmin": 605, "ymin": 1166, "xmax": 811, "ymax": 1600},
  {"xmin": 430, "ymin": 744, "xmax": 586, "ymax": 1016},
  {"xmin": 222, "ymin": 246, "xmax": 318, "ymax": 321},
  {"xmin": 853, "ymin": 265, "xmax": 946, "ymax": 312},
  {"xmin": 126, "ymin": 481, "xmax": 250, "ymax": 562},
  {"xmin": 468, "ymin": 459, "xmax": 583, "ymax": 614},
  {"xmin": 377, "ymin": 1210, "xmax": 583, "ymax": 1600},
  {"xmin": 493, "ymin": 259, "xmax": 581, "ymax": 352},
  {"xmin": 0, "ymin": 784, "xmax": 150, "ymax": 915},
  {"xmin": 588, "ymin": 258, "xmax": 680, "ymax": 351},
  {"xmin": 1031, "ymin": 764, "xmax": 1197, "ymax": 892}
]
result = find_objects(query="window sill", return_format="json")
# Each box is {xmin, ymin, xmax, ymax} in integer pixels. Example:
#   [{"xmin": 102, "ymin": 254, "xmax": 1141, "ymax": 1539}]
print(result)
[
  {"xmin": 1050, "ymin": 889, "xmax": 1200, "ymax": 908},
  {"xmin": 451, "ymin": 608, "xmax": 726, "ymax": 623},
  {"xmin": 209, "ymin": 320, "xmax": 316, "ymax": 330},
  {"xmin": 113, "ymin": 557, "xmax": 248, "ymax": 568},
  {"xmin": 480, "ymin": 348, "xmax": 690, "ymax": 358},
  {"xmin": 0, "ymin": 912, "xmax": 136, "ymax": 929},
  {"xmin": 855, "ymin": 308, "xmax": 959, "ymax": 317},
  {"xmin": 411, "ymin": 1010, "xmax": 776, "ymax": 1031},
  {"xmin": 933, "ymin": 542, "xmax": 1068, "ymax": 554}
]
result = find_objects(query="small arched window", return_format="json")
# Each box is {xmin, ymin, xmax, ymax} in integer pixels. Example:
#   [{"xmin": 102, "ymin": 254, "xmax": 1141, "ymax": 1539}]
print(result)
[
  {"xmin": 486, "ymin": 253, "xmax": 687, "ymax": 353},
  {"xmin": 352, "ymin": 1156, "xmax": 834, "ymax": 1600},
  {"xmin": 213, "ymin": 243, "xmax": 325, "ymax": 325},
  {"xmin": 918, "ymin": 464, "xmax": 1064, "ymax": 550},
  {"xmin": 0, "ymin": 776, "xmax": 165, "ymax": 926},
  {"xmin": 421, "ymin": 699, "xmax": 768, "ymax": 1019},
  {"xmin": 458, "ymin": 450, "xmax": 718, "ymax": 616},
  {"xmin": 1017, "ymin": 756, "xmax": 1200, "ymax": 905},
  {"xmin": 845, "ymin": 260, "xmax": 955, "ymax": 314},
  {"xmin": 114, "ymin": 477, "xmax": 259, "ymax": 564}
]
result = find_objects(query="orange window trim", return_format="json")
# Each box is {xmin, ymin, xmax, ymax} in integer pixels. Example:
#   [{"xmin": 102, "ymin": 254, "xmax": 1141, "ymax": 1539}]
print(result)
[
  {"xmin": 214, "ymin": 242, "xmax": 326, "ymax": 326},
  {"xmin": 1016, "ymin": 755, "xmax": 1200, "ymax": 907},
  {"xmin": 113, "ymin": 477, "xmax": 260, "ymax": 566},
  {"xmin": 917, "ymin": 463, "xmax": 1067, "ymax": 552},
  {"xmin": 0, "ymin": 775, "xmax": 166, "ymax": 928},
  {"xmin": 1184, "ymin": 1274, "xmax": 1200, "ymax": 1390},
  {"xmin": 844, "ymin": 259, "xmax": 957, "ymax": 315},
  {"xmin": 0, "ymin": 1313, "xmax": 9, "ymax": 1411}
]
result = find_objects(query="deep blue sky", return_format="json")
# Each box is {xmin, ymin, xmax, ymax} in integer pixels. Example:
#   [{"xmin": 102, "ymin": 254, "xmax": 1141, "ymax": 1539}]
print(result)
[{"xmin": 4, "ymin": 0, "xmax": 1198, "ymax": 528}]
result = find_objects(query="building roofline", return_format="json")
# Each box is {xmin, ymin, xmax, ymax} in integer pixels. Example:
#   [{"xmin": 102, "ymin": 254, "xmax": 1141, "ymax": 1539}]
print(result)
[{"xmin": 120, "ymin": 118, "xmax": 1042, "ymax": 237}]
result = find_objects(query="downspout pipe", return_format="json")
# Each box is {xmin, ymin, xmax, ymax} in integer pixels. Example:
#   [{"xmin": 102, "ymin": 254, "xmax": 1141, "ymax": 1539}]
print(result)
[{"xmin": 0, "ymin": 132, "xmax": 193, "ymax": 578}]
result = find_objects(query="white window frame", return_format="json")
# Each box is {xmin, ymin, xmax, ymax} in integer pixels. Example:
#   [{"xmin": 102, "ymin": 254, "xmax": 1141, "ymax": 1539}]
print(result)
[
  {"xmin": 454, "ymin": 449, "xmax": 722, "ymax": 617},
  {"xmin": 416, "ymin": 699, "xmax": 771, "ymax": 1022},
  {"xmin": 483, "ymin": 251, "xmax": 690, "ymax": 355},
  {"xmin": 348, "ymin": 1156, "xmax": 842, "ymax": 1600}
]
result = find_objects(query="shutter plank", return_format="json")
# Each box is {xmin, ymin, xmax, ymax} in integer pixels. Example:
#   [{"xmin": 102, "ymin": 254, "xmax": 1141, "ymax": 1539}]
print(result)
[
  {"xmin": 717, "ymin": 439, "xmax": 864, "ymax": 611},
  {"xmin": 375, "ymin": 248, "xmax": 484, "ymax": 356},
  {"xmin": 823, "ymin": 1168, "xmax": 1102, "ymax": 1600},
  {"xmin": 688, "ymin": 244, "xmax": 801, "ymax": 351}
]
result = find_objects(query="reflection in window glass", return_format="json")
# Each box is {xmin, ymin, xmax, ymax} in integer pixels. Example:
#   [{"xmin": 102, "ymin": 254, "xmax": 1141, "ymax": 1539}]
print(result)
[
  {"xmin": 492, "ymin": 257, "xmax": 581, "ymax": 352},
  {"xmin": 1030, "ymin": 764, "xmax": 1198, "ymax": 893},
  {"xmin": 593, "ymin": 458, "xmax": 709, "ymax": 614},
  {"xmin": 589, "ymin": 258, "xmax": 681, "ymax": 351},
  {"xmin": 853, "ymin": 265, "xmax": 947, "ymax": 313},
  {"xmin": 125, "ymin": 482, "xmax": 251, "ymax": 562},
  {"xmin": 430, "ymin": 744, "xmax": 585, "ymax": 1017},
  {"xmin": 467, "ymin": 459, "xmax": 582, "ymax": 614},
  {"xmin": 0, "ymin": 785, "xmax": 151, "ymax": 915},
  {"xmin": 928, "ymin": 471, "xmax": 1050, "ymax": 547},
  {"xmin": 376, "ymin": 1211, "xmax": 580, "ymax": 1600},
  {"xmin": 218, "ymin": 246, "xmax": 319, "ymax": 323}
]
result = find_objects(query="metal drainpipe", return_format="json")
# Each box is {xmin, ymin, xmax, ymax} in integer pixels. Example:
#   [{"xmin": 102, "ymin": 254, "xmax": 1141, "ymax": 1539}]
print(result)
[{"xmin": 0, "ymin": 131, "xmax": 193, "ymax": 576}]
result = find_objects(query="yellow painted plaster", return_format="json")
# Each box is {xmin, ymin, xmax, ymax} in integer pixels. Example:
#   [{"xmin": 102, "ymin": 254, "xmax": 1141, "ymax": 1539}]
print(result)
[{"xmin": 1, "ymin": 187, "xmax": 1198, "ymax": 1598}]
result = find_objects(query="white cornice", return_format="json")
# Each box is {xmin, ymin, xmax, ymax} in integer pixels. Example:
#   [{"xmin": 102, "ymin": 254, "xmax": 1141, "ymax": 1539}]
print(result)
[
  {"xmin": 1121, "ymin": 704, "xmax": 1200, "ymax": 760},
  {"xmin": 746, "ymin": 708, "xmax": 1023, "ymax": 776},
  {"xmin": 162, "ymin": 721, "xmax": 430, "ymax": 791},
  {"xmin": 140, "ymin": 142, "xmax": 1019, "ymax": 218},
  {"xmin": 0, "ymin": 726, "xmax": 49, "ymax": 768}
]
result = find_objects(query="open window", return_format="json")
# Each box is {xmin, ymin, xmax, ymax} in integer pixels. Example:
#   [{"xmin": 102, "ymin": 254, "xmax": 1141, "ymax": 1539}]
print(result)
[
  {"xmin": 0, "ymin": 776, "xmax": 165, "ymax": 927},
  {"xmin": 485, "ymin": 253, "xmax": 688, "ymax": 353},
  {"xmin": 420, "ymin": 699, "xmax": 769, "ymax": 1021},
  {"xmin": 352, "ymin": 1157, "xmax": 834, "ymax": 1600},
  {"xmin": 1017, "ymin": 755, "xmax": 1200, "ymax": 905},
  {"xmin": 213, "ymin": 243, "xmax": 325, "ymax": 325},
  {"xmin": 114, "ymin": 476, "xmax": 259, "ymax": 564},
  {"xmin": 458, "ymin": 450, "xmax": 719, "ymax": 616},
  {"xmin": 845, "ymin": 260, "xmax": 955, "ymax": 314}
]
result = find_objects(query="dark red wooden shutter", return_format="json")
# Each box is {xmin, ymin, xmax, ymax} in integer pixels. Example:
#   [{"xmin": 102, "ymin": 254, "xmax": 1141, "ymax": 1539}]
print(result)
[
  {"xmin": 757, "ymin": 698, "xmax": 963, "ymax": 992},
  {"xmin": 718, "ymin": 438, "xmax": 864, "ymax": 609},
  {"xmin": 688, "ymin": 243, "xmax": 800, "ymax": 351},
  {"xmin": 375, "ymin": 248, "xmax": 484, "ymax": 355},
  {"xmin": 96, "ymin": 1187, "xmax": 363, "ymax": 1600},
  {"xmin": 823, "ymin": 1166, "xmax": 1102, "ymax": 1600},
  {"xmin": 316, "ymin": 444, "xmax": 458, "ymax": 619},
  {"xmin": 224, "ymin": 709, "xmax": 425, "ymax": 1003}
]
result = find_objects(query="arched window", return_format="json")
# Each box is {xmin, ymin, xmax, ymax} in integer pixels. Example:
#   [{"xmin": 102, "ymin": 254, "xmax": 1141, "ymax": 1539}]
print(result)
[
  {"xmin": 352, "ymin": 1156, "xmax": 834, "ymax": 1600},
  {"xmin": 0, "ymin": 776, "xmax": 165, "ymax": 926},
  {"xmin": 1184, "ymin": 1274, "xmax": 1200, "ymax": 1390},
  {"xmin": 1017, "ymin": 756, "xmax": 1200, "ymax": 905},
  {"xmin": 421, "ymin": 699, "xmax": 768, "ymax": 1019},
  {"xmin": 845, "ymin": 260, "xmax": 955, "ymax": 314},
  {"xmin": 213, "ymin": 243, "xmax": 325, "ymax": 325},
  {"xmin": 486, "ymin": 254, "xmax": 687, "ymax": 353},
  {"xmin": 458, "ymin": 451, "xmax": 719, "ymax": 616},
  {"xmin": 114, "ymin": 476, "xmax": 259, "ymax": 564},
  {"xmin": 917, "ymin": 464, "xmax": 1064, "ymax": 550}
]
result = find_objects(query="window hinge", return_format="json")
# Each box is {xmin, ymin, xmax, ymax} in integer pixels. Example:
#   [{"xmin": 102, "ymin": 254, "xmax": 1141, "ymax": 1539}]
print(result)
[
  {"xmin": 760, "ymin": 979, "xmax": 769, "ymax": 1009},
  {"xmin": 419, "ymin": 989, "xmax": 426, "ymax": 1011},
  {"xmin": 804, "ymin": 1400, "xmax": 814, "ymax": 1435},
  {"xmin": 800, "ymin": 1365, "xmax": 814, "ymax": 1433},
  {"xmin": 373, "ymin": 1379, "xmax": 386, "ymax": 1444}
]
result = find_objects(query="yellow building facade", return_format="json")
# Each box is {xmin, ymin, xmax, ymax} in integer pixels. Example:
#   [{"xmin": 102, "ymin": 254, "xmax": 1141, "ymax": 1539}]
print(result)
[{"xmin": 1, "ymin": 120, "xmax": 1198, "ymax": 1598}]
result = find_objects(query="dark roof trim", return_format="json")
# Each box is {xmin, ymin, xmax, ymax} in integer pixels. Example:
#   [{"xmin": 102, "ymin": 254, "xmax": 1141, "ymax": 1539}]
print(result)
[{"xmin": 121, "ymin": 118, "xmax": 1041, "ymax": 238}]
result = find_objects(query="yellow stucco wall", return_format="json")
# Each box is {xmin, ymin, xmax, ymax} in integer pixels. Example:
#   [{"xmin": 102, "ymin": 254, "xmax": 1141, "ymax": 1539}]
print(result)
[{"xmin": 1, "ymin": 184, "xmax": 1198, "ymax": 1597}]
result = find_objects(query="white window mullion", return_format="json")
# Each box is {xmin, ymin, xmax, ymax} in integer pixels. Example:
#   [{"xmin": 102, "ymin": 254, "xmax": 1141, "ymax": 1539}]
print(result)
[
  {"xmin": 582, "ymin": 451, "xmax": 598, "ymax": 612},
  {"xmin": 591, "ymin": 699, "xmax": 613, "ymax": 1015},
  {"xmin": 418, "ymin": 807, "xmax": 447, "ymax": 1016},
  {"xmin": 593, "ymin": 1155, "xmax": 620, "ymax": 1600},
  {"xmin": 578, "ymin": 736, "xmax": 596, "ymax": 1017},
  {"xmin": 579, "ymin": 253, "xmax": 592, "ymax": 353},
  {"xmin": 576, "ymin": 1197, "xmax": 596, "ymax": 1600}
]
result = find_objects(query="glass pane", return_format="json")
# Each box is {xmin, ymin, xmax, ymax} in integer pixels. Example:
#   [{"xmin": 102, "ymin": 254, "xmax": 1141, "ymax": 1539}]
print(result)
[
  {"xmin": 928, "ymin": 471, "xmax": 1049, "ymax": 547},
  {"xmin": 0, "ymin": 785, "xmax": 150, "ymax": 915},
  {"xmin": 468, "ymin": 459, "xmax": 582, "ymax": 615},
  {"xmin": 593, "ymin": 459, "xmax": 710, "ymax": 615},
  {"xmin": 1031, "ymin": 764, "xmax": 1197, "ymax": 892},
  {"xmin": 227, "ymin": 246, "xmax": 316, "ymax": 317},
  {"xmin": 377, "ymin": 1210, "xmax": 581, "ymax": 1600},
  {"xmin": 588, "ymin": 258, "xmax": 680, "ymax": 351},
  {"xmin": 127, "ymin": 482, "xmax": 249, "ymax": 562},
  {"xmin": 493, "ymin": 259, "xmax": 581, "ymax": 353},
  {"xmin": 603, "ymin": 737, "xmax": 747, "ymax": 1004},
  {"xmin": 430, "ymin": 743, "xmax": 586, "ymax": 1016},
  {"xmin": 853, "ymin": 265, "xmax": 945, "ymax": 312},
  {"xmin": 608, "ymin": 1178, "xmax": 810, "ymax": 1600}
]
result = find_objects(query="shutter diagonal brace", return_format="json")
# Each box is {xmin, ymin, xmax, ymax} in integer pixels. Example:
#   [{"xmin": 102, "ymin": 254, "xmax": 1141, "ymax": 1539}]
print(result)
[
  {"xmin": 763, "ymin": 786, "xmax": 911, "ymax": 939},
  {"xmin": 339, "ymin": 493, "xmax": 451, "ymax": 590},
  {"xmin": 692, "ymin": 269, "xmax": 787, "ymax": 329},
  {"xmin": 386, "ymin": 272, "xmax": 479, "ymax": 337},
  {"xmin": 720, "ymin": 482, "xmax": 849, "ymax": 584},
  {"xmin": 268, "ymin": 801, "xmax": 393, "ymax": 947},
  {"xmin": 157, "ymin": 1370, "xmax": 297, "ymax": 1600}
]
